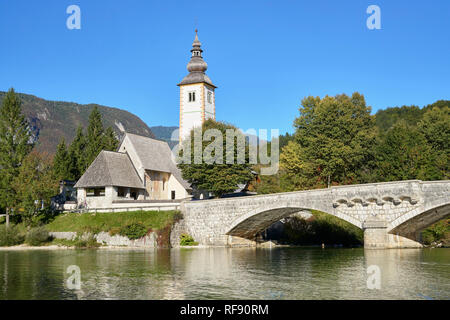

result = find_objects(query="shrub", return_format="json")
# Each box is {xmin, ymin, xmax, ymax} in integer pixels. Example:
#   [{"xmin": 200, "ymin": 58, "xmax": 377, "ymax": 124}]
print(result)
[
  {"xmin": 180, "ymin": 233, "xmax": 198, "ymax": 246},
  {"xmin": 109, "ymin": 227, "xmax": 121, "ymax": 236},
  {"xmin": 0, "ymin": 225, "xmax": 24, "ymax": 246},
  {"xmin": 74, "ymin": 233, "xmax": 100, "ymax": 248},
  {"xmin": 173, "ymin": 211, "xmax": 183, "ymax": 223},
  {"xmin": 81, "ymin": 225, "xmax": 101, "ymax": 235},
  {"xmin": 422, "ymin": 219, "xmax": 449, "ymax": 245},
  {"xmin": 25, "ymin": 226, "xmax": 51, "ymax": 246},
  {"xmin": 119, "ymin": 223, "xmax": 148, "ymax": 240}
]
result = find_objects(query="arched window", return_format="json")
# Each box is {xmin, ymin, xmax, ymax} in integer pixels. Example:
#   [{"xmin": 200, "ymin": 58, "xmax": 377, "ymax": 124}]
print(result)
[{"xmin": 189, "ymin": 91, "xmax": 196, "ymax": 102}]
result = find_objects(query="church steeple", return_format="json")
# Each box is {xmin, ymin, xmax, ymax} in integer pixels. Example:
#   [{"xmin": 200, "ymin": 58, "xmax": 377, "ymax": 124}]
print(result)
[
  {"xmin": 178, "ymin": 30, "xmax": 215, "ymax": 88},
  {"xmin": 178, "ymin": 30, "xmax": 217, "ymax": 142},
  {"xmin": 187, "ymin": 30, "xmax": 208, "ymax": 73}
]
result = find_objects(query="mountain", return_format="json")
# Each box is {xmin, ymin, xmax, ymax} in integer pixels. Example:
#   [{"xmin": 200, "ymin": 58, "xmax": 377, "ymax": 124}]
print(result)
[
  {"xmin": 0, "ymin": 91, "xmax": 155, "ymax": 154},
  {"xmin": 150, "ymin": 125, "xmax": 267, "ymax": 150},
  {"xmin": 150, "ymin": 126, "xmax": 179, "ymax": 149}
]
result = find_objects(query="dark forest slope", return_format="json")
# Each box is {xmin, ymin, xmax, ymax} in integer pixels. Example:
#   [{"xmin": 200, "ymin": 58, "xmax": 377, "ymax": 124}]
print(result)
[{"xmin": 0, "ymin": 91, "xmax": 155, "ymax": 153}]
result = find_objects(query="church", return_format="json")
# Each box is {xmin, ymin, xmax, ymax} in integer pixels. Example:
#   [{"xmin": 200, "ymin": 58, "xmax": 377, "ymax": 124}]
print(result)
[{"xmin": 73, "ymin": 31, "xmax": 217, "ymax": 210}]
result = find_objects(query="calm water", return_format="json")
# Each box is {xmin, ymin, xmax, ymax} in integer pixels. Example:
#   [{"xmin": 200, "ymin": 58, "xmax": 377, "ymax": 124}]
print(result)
[{"xmin": 0, "ymin": 247, "xmax": 448, "ymax": 300}]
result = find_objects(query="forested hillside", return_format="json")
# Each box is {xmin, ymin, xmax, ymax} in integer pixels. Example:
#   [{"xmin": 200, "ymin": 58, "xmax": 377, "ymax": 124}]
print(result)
[
  {"xmin": 375, "ymin": 100, "xmax": 449, "ymax": 131},
  {"xmin": 0, "ymin": 91, "xmax": 155, "ymax": 153}
]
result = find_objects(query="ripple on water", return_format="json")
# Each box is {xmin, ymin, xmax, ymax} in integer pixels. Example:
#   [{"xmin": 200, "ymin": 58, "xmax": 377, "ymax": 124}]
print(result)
[{"xmin": 0, "ymin": 247, "xmax": 448, "ymax": 299}]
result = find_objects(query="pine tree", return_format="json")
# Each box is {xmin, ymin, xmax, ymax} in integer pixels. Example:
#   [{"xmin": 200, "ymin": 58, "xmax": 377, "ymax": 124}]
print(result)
[
  {"xmin": 103, "ymin": 126, "xmax": 119, "ymax": 151},
  {"xmin": 68, "ymin": 125, "xmax": 86, "ymax": 180},
  {"xmin": 53, "ymin": 137, "xmax": 70, "ymax": 180},
  {"xmin": 85, "ymin": 106, "xmax": 104, "ymax": 171},
  {"xmin": 0, "ymin": 88, "xmax": 32, "ymax": 211}
]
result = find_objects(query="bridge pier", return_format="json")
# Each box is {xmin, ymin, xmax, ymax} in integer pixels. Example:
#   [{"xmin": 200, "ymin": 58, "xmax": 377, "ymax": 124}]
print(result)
[{"xmin": 363, "ymin": 217, "xmax": 422, "ymax": 249}]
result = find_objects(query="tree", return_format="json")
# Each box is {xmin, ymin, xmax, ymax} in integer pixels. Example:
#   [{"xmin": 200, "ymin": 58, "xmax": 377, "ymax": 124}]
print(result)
[
  {"xmin": 0, "ymin": 88, "xmax": 32, "ymax": 212},
  {"xmin": 280, "ymin": 92, "xmax": 377, "ymax": 189},
  {"xmin": 84, "ymin": 106, "xmax": 104, "ymax": 171},
  {"xmin": 53, "ymin": 137, "xmax": 70, "ymax": 180},
  {"xmin": 12, "ymin": 152, "xmax": 58, "ymax": 226},
  {"xmin": 417, "ymin": 106, "xmax": 449, "ymax": 179},
  {"xmin": 80, "ymin": 107, "xmax": 120, "ymax": 174},
  {"xmin": 278, "ymin": 132, "xmax": 294, "ymax": 150},
  {"xmin": 178, "ymin": 119, "xmax": 253, "ymax": 197},
  {"xmin": 67, "ymin": 125, "xmax": 86, "ymax": 180},
  {"xmin": 279, "ymin": 140, "xmax": 316, "ymax": 190},
  {"xmin": 374, "ymin": 121, "xmax": 434, "ymax": 181},
  {"xmin": 103, "ymin": 126, "xmax": 119, "ymax": 151}
]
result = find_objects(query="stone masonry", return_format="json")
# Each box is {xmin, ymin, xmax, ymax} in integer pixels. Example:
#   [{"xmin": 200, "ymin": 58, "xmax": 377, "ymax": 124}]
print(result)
[{"xmin": 175, "ymin": 180, "xmax": 450, "ymax": 249}]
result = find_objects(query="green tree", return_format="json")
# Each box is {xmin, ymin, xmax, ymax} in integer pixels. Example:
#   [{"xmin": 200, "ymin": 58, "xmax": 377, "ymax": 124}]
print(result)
[
  {"xmin": 418, "ymin": 106, "xmax": 449, "ymax": 151},
  {"xmin": 67, "ymin": 125, "xmax": 86, "ymax": 180},
  {"xmin": 80, "ymin": 107, "xmax": 120, "ymax": 173},
  {"xmin": 103, "ymin": 126, "xmax": 119, "ymax": 151},
  {"xmin": 417, "ymin": 106, "xmax": 449, "ymax": 179},
  {"xmin": 281, "ymin": 92, "xmax": 377, "ymax": 189},
  {"xmin": 178, "ymin": 119, "xmax": 253, "ymax": 197},
  {"xmin": 84, "ymin": 106, "xmax": 105, "ymax": 171},
  {"xmin": 0, "ymin": 88, "xmax": 33, "ymax": 212},
  {"xmin": 53, "ymin": 137, "xmax": 70, "ymax": 180},
  {"xmin": 278, "ymin": 132, "xmax": 294, "ymax": 150},
  {"xmin": 374, "ymin": 121, "xmax": 434, "ymax": 181},
  {"xmin": 12, "ymin": 152, "xmax": 59, "ymax": 226},
  {"xmin": 375, "ymin": 105, "xmax": 423, "ymax": 131}
]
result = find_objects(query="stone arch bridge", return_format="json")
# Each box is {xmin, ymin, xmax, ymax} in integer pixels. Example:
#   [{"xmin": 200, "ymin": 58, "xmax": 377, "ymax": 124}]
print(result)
[{"xmin": 177, "ymin": 180, "xmax": 450, "ymax": 248}]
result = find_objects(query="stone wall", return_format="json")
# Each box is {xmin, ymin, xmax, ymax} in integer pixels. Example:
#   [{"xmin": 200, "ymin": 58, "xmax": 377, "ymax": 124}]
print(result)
[{"xmin": 50, "ymin": 231, "xmax": 157, "ymax": 248}]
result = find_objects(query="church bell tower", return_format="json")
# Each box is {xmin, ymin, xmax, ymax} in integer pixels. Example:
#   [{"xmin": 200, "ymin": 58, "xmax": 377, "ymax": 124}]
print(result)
[{"xmin": 178, "ymin": 30, "xmax": 216, "ymax": 142}]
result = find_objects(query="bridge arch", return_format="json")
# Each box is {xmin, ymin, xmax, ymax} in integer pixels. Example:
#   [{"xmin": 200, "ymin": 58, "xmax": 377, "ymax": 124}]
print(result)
[
  {"xmin": 226, "ymin": 202, "xmax": 361, "ymax": 240},
  {"xmin": 388, "ymin": 202, "xmax": 450, "ymax": 238}
]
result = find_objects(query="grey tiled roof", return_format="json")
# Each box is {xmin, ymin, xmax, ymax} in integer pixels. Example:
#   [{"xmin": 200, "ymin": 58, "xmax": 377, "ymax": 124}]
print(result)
[
  {"xmin": 74, "ymin": 151, "xmax": 144, "ymax": 189},
  {"xmin": 126, "ymin": 133, "xmax": 191, "ymax": 190},
  {"xmin": 178, "ymin": 71, "xmax": 216, "ymax": 87}
]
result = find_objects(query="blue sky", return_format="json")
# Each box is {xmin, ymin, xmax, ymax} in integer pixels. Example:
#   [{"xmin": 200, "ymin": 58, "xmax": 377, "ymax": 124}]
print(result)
[{"xmin": 0, "ymin": 0, "xmax": 449, "ymax": 134}]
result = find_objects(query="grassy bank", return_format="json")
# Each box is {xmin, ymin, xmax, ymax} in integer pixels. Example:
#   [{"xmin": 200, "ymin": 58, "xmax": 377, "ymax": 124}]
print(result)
[
  {"xmin": 0, "ymin": 210, "xmax": 182, "ymax": 248},
  {"xmin": 46, "ymin": 210, "xmax": 181, "ymax": 234}
]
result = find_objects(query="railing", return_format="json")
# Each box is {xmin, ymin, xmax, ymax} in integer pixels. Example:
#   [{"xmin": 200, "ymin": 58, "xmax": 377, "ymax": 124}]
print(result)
[{"xmin": 68, "ymin": 203, "xmax": 181, "ymax": 213}]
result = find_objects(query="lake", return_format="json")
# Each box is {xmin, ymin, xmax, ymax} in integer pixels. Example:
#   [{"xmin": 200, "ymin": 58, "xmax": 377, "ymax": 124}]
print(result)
[{"xmin": 0, "ymin": 247, "xmax": 448, "ymax": 300}]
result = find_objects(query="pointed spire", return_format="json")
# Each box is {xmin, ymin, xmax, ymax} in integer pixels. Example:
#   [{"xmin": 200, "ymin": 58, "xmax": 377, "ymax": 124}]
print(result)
[
  {"xmin": 187, "ymin": 30, "xmax": 207, "ymax": 72},
  {"xmin": 191, "ymin": 29, "xmax": 203, "ymax": 58},
  {"xmin": 192, "ymin": 29, "xmax": 202, "ymax": 48},
  {"xmin": 178, "ymin": 30, "xmax": 216, "ymax": 88}
]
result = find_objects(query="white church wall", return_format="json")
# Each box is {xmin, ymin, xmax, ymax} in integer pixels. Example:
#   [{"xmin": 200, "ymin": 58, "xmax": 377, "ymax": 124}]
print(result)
[
  {"xmin": 204, "ymin": 85, "xmax": 215, "ymax": 119},
  {"xmin": 168, "ymin": 174, "xmax": 189, "ymax": 199},
  {"xmin": 77, "ymin": 188, "xmax": 86, "ymax": 204},
  {"xmin": 180, "ymin": 83, "xmax": 204, "ymax": 141},
  {"xmin": 76, "ymin": 186, "xmax": 115, "ymax": 209},
  {"xmin": 118, "ymin": 135, "xmax": 145, "ymax": 181}
]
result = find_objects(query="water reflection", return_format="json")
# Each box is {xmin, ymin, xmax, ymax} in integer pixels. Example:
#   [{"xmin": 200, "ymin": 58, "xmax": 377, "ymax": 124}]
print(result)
[{"xmin": 0, "ymin": 247, "xmax": 448, "ymax": 300}]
